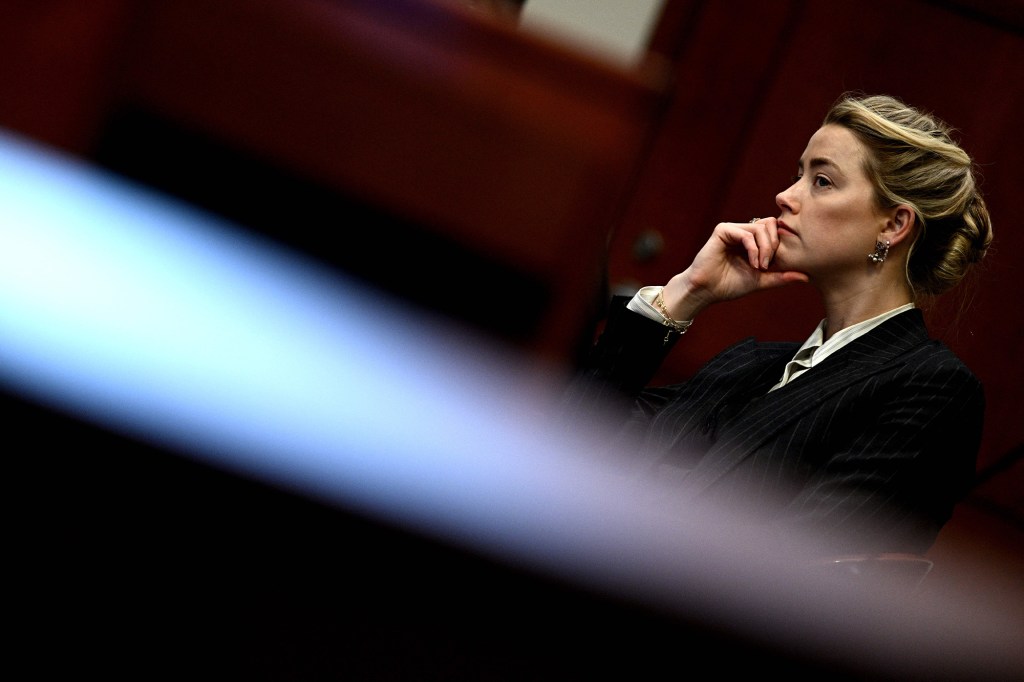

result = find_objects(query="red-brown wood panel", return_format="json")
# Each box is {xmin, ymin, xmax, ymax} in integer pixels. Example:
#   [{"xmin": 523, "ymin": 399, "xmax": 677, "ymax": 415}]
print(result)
[
  {"xmin": 0, "ymin": 1, "xmax": 136, "ymax": 153},
  {"xmin": 0, "ymin": 0, "xmax": 674, "ymax": 368}
]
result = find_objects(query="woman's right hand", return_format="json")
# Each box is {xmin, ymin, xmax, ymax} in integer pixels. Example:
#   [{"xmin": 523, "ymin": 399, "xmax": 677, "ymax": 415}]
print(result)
[{"xmin": 659, "ymin": 218, "xmax": 809, "ymax": 320}]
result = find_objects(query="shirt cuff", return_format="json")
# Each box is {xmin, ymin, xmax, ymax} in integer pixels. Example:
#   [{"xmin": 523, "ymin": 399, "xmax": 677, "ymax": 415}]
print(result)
[{"xmin": 627, "ymin": 286, "xmax": 669, "ymax": 324}]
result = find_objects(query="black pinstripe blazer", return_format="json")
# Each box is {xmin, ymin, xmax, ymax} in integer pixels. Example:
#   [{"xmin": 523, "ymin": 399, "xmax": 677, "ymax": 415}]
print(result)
[{"xmin": 568, "ymin": 297, "xmax": 984, "ymax": 556}]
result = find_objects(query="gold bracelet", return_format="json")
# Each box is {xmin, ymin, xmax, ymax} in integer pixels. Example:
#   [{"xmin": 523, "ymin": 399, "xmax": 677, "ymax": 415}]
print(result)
[{"xmin": 654, "ymin": 290, "xmax": 693, "ymax": 335}]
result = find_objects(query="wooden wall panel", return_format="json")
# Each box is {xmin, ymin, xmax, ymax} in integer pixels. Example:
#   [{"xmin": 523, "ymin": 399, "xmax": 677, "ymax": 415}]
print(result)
[
  {"xmin": 0, "ymin": 0, "xmax": 673, "ymax": 368},
  {"xmin": 0, "ymin": 1, "xmax": 136, "ymax": 153}
]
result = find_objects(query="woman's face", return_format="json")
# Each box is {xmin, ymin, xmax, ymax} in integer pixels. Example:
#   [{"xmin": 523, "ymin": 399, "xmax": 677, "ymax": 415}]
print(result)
[{"xmin": 773, "ymin": 124, "xmax": 890, "ymax": 285}]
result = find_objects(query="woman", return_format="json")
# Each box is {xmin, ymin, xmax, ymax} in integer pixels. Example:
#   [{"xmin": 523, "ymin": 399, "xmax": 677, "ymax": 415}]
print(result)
[{"xmin": 571, "ymin": 93, "xmax": 993, "ymax": 557}]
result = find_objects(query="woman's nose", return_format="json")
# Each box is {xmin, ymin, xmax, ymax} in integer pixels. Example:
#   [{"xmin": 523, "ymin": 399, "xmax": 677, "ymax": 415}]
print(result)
[{"xmin": 776, "ymin": 181, "xmax": 798, "ymax": 213}]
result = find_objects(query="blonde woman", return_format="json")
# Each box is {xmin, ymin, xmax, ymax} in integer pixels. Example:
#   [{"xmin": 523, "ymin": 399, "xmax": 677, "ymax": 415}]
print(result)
[{"xmin": 572, "ymin": 93, "xmax": 993, "ymax": 557}]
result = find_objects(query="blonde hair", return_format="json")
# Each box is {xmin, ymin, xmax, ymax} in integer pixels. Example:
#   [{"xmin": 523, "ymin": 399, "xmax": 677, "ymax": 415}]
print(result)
[{"xmin": 823, "ymin": 93, "xmax": 992, "ymax": 297}]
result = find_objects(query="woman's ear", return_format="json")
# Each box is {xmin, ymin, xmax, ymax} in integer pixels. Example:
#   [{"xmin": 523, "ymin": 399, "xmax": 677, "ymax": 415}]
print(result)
[{"xmin": 880, "ymin": 205, "xmax": 916, "ymax": 246}]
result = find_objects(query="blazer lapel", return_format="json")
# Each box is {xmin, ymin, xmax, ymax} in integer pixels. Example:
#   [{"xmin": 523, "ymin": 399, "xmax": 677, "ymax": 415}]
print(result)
[{"xmin": 678, "ymin": 310, "xmax": 930, "ymax": 497}]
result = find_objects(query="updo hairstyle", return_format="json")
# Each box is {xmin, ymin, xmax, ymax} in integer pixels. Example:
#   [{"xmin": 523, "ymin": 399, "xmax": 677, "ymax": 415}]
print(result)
[{"xmin": 823, "ymin": 93, "xmax": 992, "ymax": 296}]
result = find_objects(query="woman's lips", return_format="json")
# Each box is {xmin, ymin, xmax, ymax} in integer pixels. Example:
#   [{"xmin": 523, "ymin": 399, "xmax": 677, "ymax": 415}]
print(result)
[{"xmin": 777, "ymin": 220, "xmax": 796, "ymax": 236}]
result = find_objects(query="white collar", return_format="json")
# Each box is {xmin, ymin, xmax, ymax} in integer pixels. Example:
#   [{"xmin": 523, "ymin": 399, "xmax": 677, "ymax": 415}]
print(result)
[{"xmin": 798, "ymin": 302, "xmax": 915, "ymax": 368}]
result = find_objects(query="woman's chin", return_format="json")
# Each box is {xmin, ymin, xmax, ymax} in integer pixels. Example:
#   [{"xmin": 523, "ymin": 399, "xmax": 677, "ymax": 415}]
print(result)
[{"xmin": 772, "ymin": 252, "xmax": 795, "ymax": 271}]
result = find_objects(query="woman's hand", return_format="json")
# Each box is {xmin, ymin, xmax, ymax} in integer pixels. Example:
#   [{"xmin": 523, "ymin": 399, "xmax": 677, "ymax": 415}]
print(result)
[{"xmin": 660, "ymin": 218, "xmax": 809, "ymax": 320}]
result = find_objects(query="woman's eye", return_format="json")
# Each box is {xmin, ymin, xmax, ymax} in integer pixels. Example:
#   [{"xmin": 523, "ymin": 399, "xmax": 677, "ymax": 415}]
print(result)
[{"xmin": 813, "ymin": 175, "xmax": 833, "ymax": 188}]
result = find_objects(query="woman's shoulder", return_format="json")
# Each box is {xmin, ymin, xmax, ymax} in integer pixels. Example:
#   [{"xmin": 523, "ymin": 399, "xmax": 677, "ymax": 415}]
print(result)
[
  {"xmin": 873, "ymin": 327, "xmax": 984, "ymax": 401},
  {"xmin": 858, "ymin": 307, "xmax": 978, "ymax": 376},
  {"xmin": 902, "ymin": 337, "xmax": 982, "ymax": 386},
  {"xmin": 890, "ymin": 309, "xmax": 977, "ymax": 370}
]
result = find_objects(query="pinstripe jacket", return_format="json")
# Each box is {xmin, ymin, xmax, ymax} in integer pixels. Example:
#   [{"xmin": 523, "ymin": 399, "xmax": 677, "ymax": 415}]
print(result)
[{"xmin": 569, "ymin": 297, "xmax": 984, "ymax": 555}]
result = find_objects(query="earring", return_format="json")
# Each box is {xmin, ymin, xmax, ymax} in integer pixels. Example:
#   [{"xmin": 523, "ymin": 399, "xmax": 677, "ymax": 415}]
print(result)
[{"xmin": 868, "ymin": 239, "xmax": 890, "ymax": 264}]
